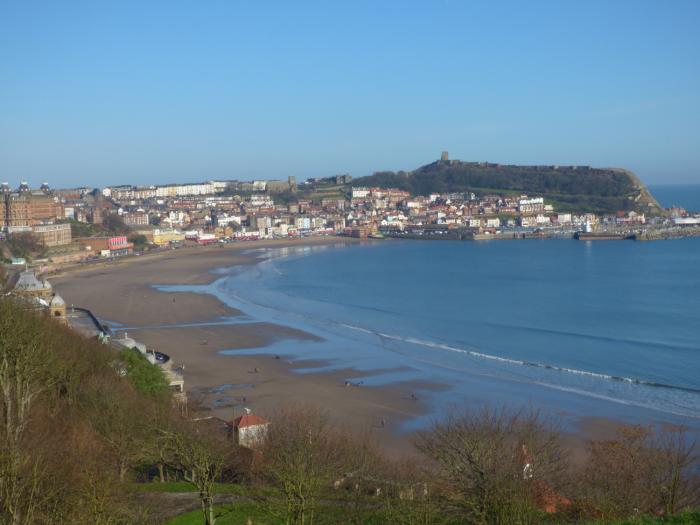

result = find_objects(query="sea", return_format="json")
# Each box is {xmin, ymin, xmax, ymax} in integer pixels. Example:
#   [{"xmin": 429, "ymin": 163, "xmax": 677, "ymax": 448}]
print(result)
[
  {"xmin": 160, "ymin": 184, "xmax": 700, "ymax": 431},
  {"xmin": 649, "ymin": 183, "xmax": 700, "ymax": 211}
]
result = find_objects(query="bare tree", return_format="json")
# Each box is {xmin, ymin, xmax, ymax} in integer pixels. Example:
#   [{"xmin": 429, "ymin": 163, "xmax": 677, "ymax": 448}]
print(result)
[
  {"xmin": 374, "ymin": 458, "xmax": 440, "ymax": 525},
  {"xmin": 0, "ymin": 299, "xmax": 57, "ymax": 524},
  {"xmin": 141, "ymin": 402, "xmax": 180, "ymax": 483},
  {"xmin": 81, "ymin": 377, "xmax": 151, "ymax": 482},
  {"xmin": 7, "ymin": 232, "xmax": 46, "ymax": 259},
  {"xmin": 0, "ymin": 265, "xmax": 8, "ymax": 293},
  {"xmin": 415, "ymin": 406, "xmax": 570, "ymax": 525},
  {"xmin": 584, "ymin": 424, "xmax": 699, "ymax": 519},
  {"xmin": 0, "ymin": 298, "xmax": 160, "ymax": 524},
  {"xmin": 654, "ymin": 425, "xmax": 699, "ymax": 515},
  {"xmin": 162, "ymin": 420, "xmax": 230, "ymax": 525},
  {"xmin": 258, "ymin": 406, "xmax": 352, "ymax": 525},
  {"xmin": 325, "ymin": 431, "xmax": 388, "ymax": 525}
]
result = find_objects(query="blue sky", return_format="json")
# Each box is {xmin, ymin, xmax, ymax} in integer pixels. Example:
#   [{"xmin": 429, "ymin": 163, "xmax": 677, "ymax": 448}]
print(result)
[{"xmin": 1, "ymin": 0, "xmax": 699, "ymax": 188}]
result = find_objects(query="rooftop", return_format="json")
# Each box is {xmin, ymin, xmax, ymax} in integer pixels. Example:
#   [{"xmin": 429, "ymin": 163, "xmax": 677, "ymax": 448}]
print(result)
[
  {"xmin": 50, "ymin": 294, "xmax": 65, "ymax": 307},
  {"xmin": 231, "ymin": 413, "xmax": 270, "ymax": 429},
  {"xmin": 14, "ymin": 271, "xmax": 51, "ymax": 292}
]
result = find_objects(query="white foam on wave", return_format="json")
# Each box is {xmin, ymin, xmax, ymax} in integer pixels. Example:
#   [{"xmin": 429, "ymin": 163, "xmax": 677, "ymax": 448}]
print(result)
[
  {"xmin": 336, "ymin": 323, "xmax": 700, "ymax": 395},
  {"xmin": 532, "ymin": 382, "xmax": 700, "ymax": 419},
  {"xmin": 339, "ymin": 323, "xmax": 374, "ymax": 335}
]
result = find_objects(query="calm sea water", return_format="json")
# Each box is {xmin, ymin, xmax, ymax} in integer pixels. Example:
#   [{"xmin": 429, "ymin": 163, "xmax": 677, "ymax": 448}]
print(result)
[
  {"xmin": 649, "ymin": 184, "xmax": 700, "ymax": 211},
  {"xmin": 160, "ymin": 232, "xmax": 700, "ymax": 431},
  {"xmin": 159, "ymin": 184, "xmax": 700, "ymax": 430}
]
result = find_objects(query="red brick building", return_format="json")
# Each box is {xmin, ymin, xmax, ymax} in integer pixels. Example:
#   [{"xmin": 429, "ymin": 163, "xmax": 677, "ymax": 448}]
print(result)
[{"xmin": 1, "ymin": 189, "xmax": 62, "ymax": 229}]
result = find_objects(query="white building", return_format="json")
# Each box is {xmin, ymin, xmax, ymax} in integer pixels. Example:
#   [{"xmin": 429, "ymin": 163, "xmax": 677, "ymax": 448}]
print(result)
[
  {"xmin": 556, "ymin": 213, "xmax": 572, "ymax": 224},
  {"xmin": 252, "ymin": 216, "xmax": 273, "ymax": 229},
  {"xmin": 351, "ymin": 187, "xmax": 370, "ymax": 199},
  {"xmin": 153, "ymin": 183, "xmax": 214, "ymax": 198},
  {"xmin": 216, "ymin": 214, "xmax": 241, "ymax": 227},
  {"xmin": 163, "ymin": 210, "xmax": 189, "ymax": 227},
  {"xmin": 249, "ymin": 194, "xmax": 273, "ymax": 207},
  {"xmin": 518, "ymin": 197, "xmax": 545, "ymax": 213},
  {"xmin": 230, "ymin": 410, "xmax": 270, "ymax": 449},
  {"xmin": 673, "ymin": 217, "xmax": 700, "ymax": 226},
  {"xmin": 519, "ymin": 216, "xmax": 538, "ymax": 228},
  {"xmin": 295, "ymin": 217, "xmax": 312, "ymax": 230},
  {"xmin": 210, "ymin": 181, "xmax": 229, "ymax": 193}
]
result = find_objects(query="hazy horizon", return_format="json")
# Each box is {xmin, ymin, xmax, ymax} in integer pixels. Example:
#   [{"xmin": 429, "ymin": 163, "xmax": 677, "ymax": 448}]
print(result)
[
  {"xmin": 2, "ymin": 1, "xmax": 699, "ymax": 188},
  {"xmin": 1, "ymin": 160, "xmax": 700, "ymax": 192}
]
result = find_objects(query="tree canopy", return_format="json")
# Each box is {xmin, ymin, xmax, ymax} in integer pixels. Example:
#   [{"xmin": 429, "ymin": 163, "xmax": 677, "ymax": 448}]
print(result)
[{"xmin": 352, "ymin": 161, "xmax": 662, "ymax": 214}]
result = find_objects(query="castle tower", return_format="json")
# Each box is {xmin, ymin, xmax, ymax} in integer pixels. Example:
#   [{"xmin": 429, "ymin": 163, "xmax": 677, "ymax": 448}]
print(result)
[
  {"xmin": 441, "ymin": 151, "xmax": 449, "ymax": 162},
  {"xmin": 49, "ymin": 294, "xmax": 67, "ymax": 322}
]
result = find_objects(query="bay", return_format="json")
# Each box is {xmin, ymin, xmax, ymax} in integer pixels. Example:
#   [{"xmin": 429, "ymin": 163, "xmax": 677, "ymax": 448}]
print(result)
[{"xmin": 172, "ymin": 236, "xmax": 700, "ymax": 431}]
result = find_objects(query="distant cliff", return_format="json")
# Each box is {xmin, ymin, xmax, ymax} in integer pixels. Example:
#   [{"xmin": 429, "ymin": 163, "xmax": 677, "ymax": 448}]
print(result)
[{"xmin": 352, "ymin": 159, "xmax": 663, "ymax": 215}]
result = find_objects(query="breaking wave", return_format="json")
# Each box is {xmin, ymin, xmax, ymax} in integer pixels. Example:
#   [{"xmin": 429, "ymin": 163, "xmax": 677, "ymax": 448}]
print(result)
[
  {"xmin": 487, "ymin": 321, "xmax": 700, "ymax": 354},
  {"xmin": 339, "ymin": 323, "xmax": 700, "ymax": 395}
]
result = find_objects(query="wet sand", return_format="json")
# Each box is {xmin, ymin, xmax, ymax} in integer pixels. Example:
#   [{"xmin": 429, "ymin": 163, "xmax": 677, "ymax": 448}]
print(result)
[
  {"xmin": 50, "ymin": 236, "xmax": 647, "ymax": 460},
  {"xmin": 51, "ymin": 237, "xmax": 428, "ymax": 456}
]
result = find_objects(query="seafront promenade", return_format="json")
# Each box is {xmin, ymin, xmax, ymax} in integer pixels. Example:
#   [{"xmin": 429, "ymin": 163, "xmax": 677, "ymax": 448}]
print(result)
[{"xmin": 385, "ymin": 224, "xmax": 700, "ymax": 241}]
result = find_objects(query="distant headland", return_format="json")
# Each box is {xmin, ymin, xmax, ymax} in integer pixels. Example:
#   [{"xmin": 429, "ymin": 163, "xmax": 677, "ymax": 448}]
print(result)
[{"xmin": 352, "ymin": 153, "xmax": 662, "ymax": 216}]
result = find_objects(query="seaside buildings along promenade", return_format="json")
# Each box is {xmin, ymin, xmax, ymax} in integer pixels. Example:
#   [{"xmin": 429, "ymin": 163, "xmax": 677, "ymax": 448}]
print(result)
[{"xmin": 2, "ymin": 154, "xmax": 700, "ymax": 269}]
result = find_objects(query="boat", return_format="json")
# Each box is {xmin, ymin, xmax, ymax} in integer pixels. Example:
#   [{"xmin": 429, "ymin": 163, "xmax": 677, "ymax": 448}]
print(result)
[{"xmin": 574, "ymin": 231, "xmax": 629, "ymax": 241}]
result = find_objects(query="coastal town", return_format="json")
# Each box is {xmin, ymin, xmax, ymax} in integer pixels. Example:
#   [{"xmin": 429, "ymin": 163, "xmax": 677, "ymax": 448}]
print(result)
[
  {"xmin": 5, "ymin": 0, "xmax": 700, "ymax": 521},
  {"xmin": 2, "ymin": 168, "xmax": 699, "ymax": 523},
  {"xmin": 2, "ymin": 154, "xmax": 700, "ymax": 270},
  {"xmin": 2, "ymin": 154, "xmax": 700, "ymax": 429}
]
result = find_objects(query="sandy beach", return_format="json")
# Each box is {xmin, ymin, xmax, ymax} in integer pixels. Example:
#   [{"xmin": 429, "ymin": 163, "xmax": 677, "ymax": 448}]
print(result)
[
  {"xmin": 49, "ymin": 236, "xmax": 659, "ymax": 462},
  {"xmin": 51, "ymin": 237, "xmax": 429, "ymax": 456}
]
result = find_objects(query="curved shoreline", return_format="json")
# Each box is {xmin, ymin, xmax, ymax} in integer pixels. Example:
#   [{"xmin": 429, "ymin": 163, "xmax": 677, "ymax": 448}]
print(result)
[
  {"xmin": 50, "ymin": 235, "xmax": 700, "ymax": 459},
  {"xmin": 50, "ymin": 237, "xmax": 429, "ymax": 456}
]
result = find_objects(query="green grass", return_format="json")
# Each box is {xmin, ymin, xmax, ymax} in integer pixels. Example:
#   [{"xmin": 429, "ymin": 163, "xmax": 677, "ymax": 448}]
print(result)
[
  {"xmin": 163, "ymin": 503, "xmax": 408, "ymax": 525},
  {"xmin": 586, "ymin": 513, "xmax": 700, "ymax": 525},
  {"xmin": 468, "ymin": 186, "xmax": 527, "ymax": 196},
  {"xmin": 147, "ymin": 484, "xmax": 700, "ymax": 525},
  {"xmin": 130, "ymin": 481, "xmax": 247, "ymax": 495},
  {"xmin": 165, "ymin": 502, "xmax": 700, "ymax": 525},
  {"xmin": 163, "ymin": 502, "xmax": 380, "ymax": 525},
  {"xmin": 165, "ymin": 503, "xmax": 280, "ymax": 525}
]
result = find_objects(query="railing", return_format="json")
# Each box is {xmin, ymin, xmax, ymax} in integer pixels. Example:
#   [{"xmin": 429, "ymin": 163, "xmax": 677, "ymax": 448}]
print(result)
[{"xmin": 70, "ymin": 306, "xmax": 109, "ymax": 336}]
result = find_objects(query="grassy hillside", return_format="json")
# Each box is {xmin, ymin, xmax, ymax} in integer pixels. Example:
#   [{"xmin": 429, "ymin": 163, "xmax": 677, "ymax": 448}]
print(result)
[{"xmin": 352, "ymin": 160, "xmax": 663, "ymax": 215}]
